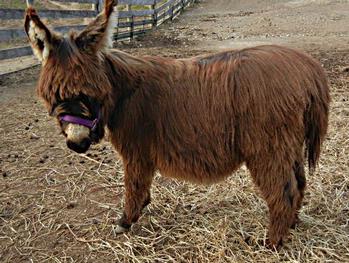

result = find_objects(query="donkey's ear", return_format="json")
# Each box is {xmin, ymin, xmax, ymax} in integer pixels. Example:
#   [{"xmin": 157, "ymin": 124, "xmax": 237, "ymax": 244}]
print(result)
[
  {"xmin": 24, "ymin": 4, "xmax": 55, "ymax": 63},
  {"xmin": 75, "ymin": 0, "xmax": 117, "ymax": 53}
]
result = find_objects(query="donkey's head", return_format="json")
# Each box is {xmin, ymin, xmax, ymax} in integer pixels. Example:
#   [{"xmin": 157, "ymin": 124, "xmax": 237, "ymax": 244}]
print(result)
[{"xmin": 24, "ymin": 0, "xmax": 117, "ymax": 153}]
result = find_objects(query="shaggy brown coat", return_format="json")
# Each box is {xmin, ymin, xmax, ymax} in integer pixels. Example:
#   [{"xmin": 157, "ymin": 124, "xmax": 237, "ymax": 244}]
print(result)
[{"xmin": 24, "ymin": 0, "xmax": 330, "ymax": 248}]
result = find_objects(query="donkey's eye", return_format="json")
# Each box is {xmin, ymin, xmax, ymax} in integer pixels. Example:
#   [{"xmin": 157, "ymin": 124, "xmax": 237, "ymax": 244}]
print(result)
[{"xmin": 79, "ymin": 102, "xmax": 91, "ymax": 117}]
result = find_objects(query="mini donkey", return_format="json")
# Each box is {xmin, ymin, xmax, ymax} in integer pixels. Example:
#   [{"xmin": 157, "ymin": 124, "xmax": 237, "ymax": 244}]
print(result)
[{"xmin": 24, "ymin": 0, "xmax": 330, "ymax": 248}]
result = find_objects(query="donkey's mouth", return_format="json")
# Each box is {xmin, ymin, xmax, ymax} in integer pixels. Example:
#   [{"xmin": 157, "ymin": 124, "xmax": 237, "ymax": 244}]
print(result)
[{"xmin": 66, "ymin": 138, "xmax": 91, "ymax": 153}]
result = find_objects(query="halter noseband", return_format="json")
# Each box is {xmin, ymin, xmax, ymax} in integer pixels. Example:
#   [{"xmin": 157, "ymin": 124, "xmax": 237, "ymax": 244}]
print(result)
[{"xmin": 59, "ymin": 110, "xmax": 101, "ymax": 131}]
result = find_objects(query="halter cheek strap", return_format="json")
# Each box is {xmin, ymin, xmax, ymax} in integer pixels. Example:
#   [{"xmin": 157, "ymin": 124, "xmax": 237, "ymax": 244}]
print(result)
[{"xmin": 59, "ymin": 111, "xmax": 100, "ymax": 131}]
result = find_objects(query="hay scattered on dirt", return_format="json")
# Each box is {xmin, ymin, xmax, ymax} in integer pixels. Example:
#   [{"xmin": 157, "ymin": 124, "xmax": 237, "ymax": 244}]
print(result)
[
  {"xmin": 1, "ymin": 2, "xmax": 349, "ymax": 256},
  {"xmin": 1, "ymin": 48, "xmax": 348, "ymax": 262}
]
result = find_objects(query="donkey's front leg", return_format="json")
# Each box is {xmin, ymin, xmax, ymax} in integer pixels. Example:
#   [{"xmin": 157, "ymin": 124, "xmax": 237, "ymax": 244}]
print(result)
[{"xmin": 115, "ymin": 162, "xmax": 154, "ymax": 233}]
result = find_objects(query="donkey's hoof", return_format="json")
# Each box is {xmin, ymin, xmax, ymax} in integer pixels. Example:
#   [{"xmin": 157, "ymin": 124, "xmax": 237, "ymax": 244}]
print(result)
[
  {"xmin": 291, "ymin": 217, "xmax": 301, "ymax": 229},
  {"xmin": 114, "ymin": 224, "xmax": 129, "ymax": 234},
  {"xmin": 266, "ymin": 238, "xmax": 283, "ymax": 250}
]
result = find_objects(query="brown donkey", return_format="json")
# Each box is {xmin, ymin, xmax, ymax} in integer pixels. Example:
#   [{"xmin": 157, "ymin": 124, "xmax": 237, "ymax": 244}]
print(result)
[{"xmin": 24, "ymin": 0, "xmax": 330, "ymax": 248}]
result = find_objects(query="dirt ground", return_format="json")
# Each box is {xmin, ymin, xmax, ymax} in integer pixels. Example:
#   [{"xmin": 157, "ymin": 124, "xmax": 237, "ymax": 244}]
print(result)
[{"xmin": 0, "ymin": 0, "xmax": 348, "ymax": 262}]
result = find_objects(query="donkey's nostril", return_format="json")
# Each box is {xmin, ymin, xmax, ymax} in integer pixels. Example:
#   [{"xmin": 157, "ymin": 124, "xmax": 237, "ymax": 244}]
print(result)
[
  {"xmin": 80, "ymin": 138, "xmax": 91, "ymax": 151},
  {"xmin": 66, "ymin": 138, "xmax": 91, "ymax": 153}
]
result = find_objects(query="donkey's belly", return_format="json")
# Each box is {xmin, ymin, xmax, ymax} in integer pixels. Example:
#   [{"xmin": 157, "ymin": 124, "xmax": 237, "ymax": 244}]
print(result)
[
  {"xmin": 155, "ymin": 147, "xmax": 243, "ymax": 184},
  {"xmin": 157, "ymin": 163, "xmax": 242, "ymax": 184},
  {"xmin": 153, "ymin": 111, "xmax": 241, "ymax": 184}
]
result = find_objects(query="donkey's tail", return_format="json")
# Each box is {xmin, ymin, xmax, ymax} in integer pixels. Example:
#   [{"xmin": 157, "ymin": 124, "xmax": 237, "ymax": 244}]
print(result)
[{"xmin": 304, "ymin": 74, "xmax": 330, "ymax": 173}]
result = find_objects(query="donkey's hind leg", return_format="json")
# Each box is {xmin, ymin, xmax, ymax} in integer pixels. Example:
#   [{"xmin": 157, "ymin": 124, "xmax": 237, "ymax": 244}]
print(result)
[
  {"xmin": 291, "ymin": 160, "xmax": 306, "ymax": 228},
  {"xmin": 247, "ymin": 157, "xmax": 301, "ymax": 248},
  {"xmin": 115, "ymin": 161, "xmax": 154, "ymax": 234}
]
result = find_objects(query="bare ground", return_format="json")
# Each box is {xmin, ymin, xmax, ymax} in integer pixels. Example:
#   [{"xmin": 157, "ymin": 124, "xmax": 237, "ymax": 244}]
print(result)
[{"xmin": 0, "ymin": 0, "xmax": 349, "ymax": 262}]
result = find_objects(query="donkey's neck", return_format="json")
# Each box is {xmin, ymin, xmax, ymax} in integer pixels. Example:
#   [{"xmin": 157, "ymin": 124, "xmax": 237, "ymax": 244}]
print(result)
[
  {"xmin": 105, "ymin": 50, "xmax": 151, "ymax": 91},
  {"xmin": 105, "ymin": 49, "xmax": 182, "ymax": 89},
  {"xmin": 102, "ymin": 49, "xmax": 188, "ymax": 132}
]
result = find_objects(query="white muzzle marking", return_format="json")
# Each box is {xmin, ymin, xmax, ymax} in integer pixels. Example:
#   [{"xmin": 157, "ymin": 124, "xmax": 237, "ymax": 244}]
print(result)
[{"xmin": 65, "ymin": 123, "xmax": 90, "ymax": 142}]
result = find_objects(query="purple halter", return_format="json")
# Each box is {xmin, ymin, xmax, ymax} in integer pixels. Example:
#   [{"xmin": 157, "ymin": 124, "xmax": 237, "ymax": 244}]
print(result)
[{"xmin": 59, "ymin": 111, "xmax": 101, "ymax": 131}]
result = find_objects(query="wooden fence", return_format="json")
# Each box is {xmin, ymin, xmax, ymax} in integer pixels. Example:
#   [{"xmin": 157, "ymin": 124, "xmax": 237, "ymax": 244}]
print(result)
[{"xmin": 0, "ymin": 0, "xmax": 195, "ymax": 61}]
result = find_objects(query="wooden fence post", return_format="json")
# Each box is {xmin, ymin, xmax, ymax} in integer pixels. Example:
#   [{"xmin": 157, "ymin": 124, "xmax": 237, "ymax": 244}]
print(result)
[
  {"xmin": 152, "ymin": 1, "xmax": 157, "ymax": 28},
  {"xmin": 170, "ymin": 1, "xmax": 174, "ymax": 20},
  {"xmin": 130, "ymin": 15, "xmax": 134, "ymax": 39},
  {"xmin": 99, "ymin": 0, "xmax": 104, "ymax": 12},
  {"xmin": 26, "ymin": 0, "xmax": 34, "ymax": 6},
  {"xmin": 93, "ymin": 0, "xmax": 103, "ymax": 12},
  {"xmin": 125, "ymin": 4, "xmax": 133, "ymax": 40},
  {"xmin": 115, "ymin": 6, "xmax": 119, "ymax": 41}
]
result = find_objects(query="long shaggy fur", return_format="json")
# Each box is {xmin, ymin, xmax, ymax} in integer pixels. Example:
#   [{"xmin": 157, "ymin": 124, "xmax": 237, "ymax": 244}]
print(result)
[{"xmin": 25, "ymin": 0, "xmax": 330, "ymax": 248}]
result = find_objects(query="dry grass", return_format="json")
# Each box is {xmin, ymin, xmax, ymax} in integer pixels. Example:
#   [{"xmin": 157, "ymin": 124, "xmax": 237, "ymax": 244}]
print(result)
[{"xmin": 0, "ymin": 44, "xmax": 348, "ymax": 262}]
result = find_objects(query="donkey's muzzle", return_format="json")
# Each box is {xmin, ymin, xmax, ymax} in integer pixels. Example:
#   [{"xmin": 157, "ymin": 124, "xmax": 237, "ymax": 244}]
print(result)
[{"xmin": 67, "ymin": 138, "xmax": 91, "ymax": 153}]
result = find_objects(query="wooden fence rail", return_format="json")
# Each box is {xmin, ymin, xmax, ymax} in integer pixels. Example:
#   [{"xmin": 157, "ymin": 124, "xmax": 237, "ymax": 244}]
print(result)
[
  {"xmin": 0, "ymin": 0, "xmax": 195, "ymax": 61},
  {"xmin": 0, "ymin": 8, "xmax": 97, "ymax": 20}
]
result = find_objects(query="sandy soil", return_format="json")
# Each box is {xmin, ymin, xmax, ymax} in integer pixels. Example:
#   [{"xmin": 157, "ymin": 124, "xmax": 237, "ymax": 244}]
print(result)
[{"xmin": 0, "ymin": 0, "xmax": 348, "ymax": 262}]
